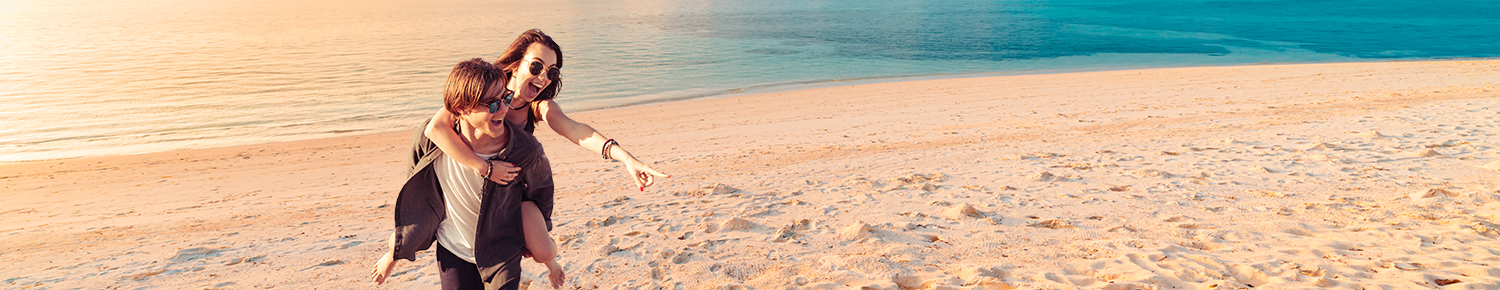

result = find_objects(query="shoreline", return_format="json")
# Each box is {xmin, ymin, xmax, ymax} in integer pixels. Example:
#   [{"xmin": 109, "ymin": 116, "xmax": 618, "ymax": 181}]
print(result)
[
  {"xmin": 576, "ymin": 56, "xmax": 1500, "ymax": 112},
  {"xmin": 573, "ymin": 56, "xmax": 1500, "ymax": 114},
  {"xmin": 6, "ymin": 58, "xmax": 1499, "ymax": 165},
  {"xmin": 5, "ymin": 59, "xmax": 1500, "ymax": 289}
]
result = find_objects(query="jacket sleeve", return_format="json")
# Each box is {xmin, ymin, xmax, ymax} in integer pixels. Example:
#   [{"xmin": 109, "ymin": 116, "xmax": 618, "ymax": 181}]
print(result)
[
  {"xmin": 520, "ymin": 148, "xmax": 555, "ymax": 231},
  {"xmin": 391, "ymin": 121, "xmax": 445, "ymax": 261},
  {"xmin": 407, "ymin": 119, "xmax": 442, "ymax": 179},
  {"xmin": 392, "ymin": 165, "xmax": 443, "ymax": 261}
]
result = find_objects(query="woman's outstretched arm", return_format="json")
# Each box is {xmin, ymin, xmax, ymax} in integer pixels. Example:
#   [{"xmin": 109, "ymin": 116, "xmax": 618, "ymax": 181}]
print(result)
[
  {"xmin": 423, "ymin": 108, "xmax": 521, "ymax": 184},
  {"xmin": 535, "ymin": 100, "xmax": 669, "ymax": 191}
]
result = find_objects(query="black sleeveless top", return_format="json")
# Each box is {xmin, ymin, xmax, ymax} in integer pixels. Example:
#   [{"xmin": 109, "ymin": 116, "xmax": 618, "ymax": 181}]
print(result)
[{"xmin": 522, "ymin": 101, "xmax": 538, "ymax": 134}]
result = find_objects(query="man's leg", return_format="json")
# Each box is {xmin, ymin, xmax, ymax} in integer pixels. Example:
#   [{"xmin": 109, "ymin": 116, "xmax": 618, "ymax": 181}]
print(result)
[
  {"xmin": 437, "ymin": 244, "xmax": 485, "ymax": 290},
  {"xmin": 486, "ymin": 253, "xmax": 522, "ymax": 290}
]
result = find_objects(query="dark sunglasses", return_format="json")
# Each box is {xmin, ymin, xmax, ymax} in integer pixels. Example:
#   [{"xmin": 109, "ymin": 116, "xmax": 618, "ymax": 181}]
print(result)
[
  {"xmin": 528, "ymin": 60, "xmax": 561, "ymax": 81},
  {"xmin": 480, "ymin": 89, "xmax": 515, "ymax": 114}
]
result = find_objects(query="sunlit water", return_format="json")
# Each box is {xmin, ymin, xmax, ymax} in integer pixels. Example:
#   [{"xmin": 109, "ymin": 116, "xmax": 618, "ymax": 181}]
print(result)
[{"xmin": 2, "ymin": 0, "xmax": 1496, "ymax": 162}]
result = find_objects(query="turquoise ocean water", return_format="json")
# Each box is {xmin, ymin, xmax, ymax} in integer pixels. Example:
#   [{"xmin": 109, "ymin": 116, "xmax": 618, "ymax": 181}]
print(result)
[{"xmin": 1, "ymin": 0, "xmax": 1496, "ymax": 162}]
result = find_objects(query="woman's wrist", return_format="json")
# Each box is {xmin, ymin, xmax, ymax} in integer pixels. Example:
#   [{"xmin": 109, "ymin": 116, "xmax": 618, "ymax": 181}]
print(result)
[
  {"xmin": 482, "ymin": 160, "xmax": 494, "ymax": 180},
  {"xmin": 600, "ymin": 139, "xmax": 618, "ymax": 160}
]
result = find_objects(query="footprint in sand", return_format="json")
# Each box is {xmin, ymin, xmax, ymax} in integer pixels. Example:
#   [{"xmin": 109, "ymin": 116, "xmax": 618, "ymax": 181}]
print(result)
[
  {"xmin": 1162, "ymin": 216, "xmax": 1195, "ymax": 223},
  {"xmin": 1414, "ymin": 188, "xmax": 1460, "ymax": 198},
  {"xmin": 940, "ymin": 203, "xmax": 984, "ymax": 219},
  {"xmin": 223, "ymin": 255, "xmax": 264, "ymax": 266},
  {"xmin": 601, "ymin": 195, "xmax": 630, "ymax": 208},
  {"xmin": 770, "ymin": 227, "xmax": 802, "ymax": 243},
  {"xmin": 1003, "ymin": 152, "xmax": 1061, "ymax": 161},
  {"xmin": 1246, "ymin": 190, "xmax": 1289, "ymax": 198},
  {"xmin": 1029, "ymin": 171, "xmax": 1070, "ymax": 182},
  {"xmin": 1408, "ymin": 188, "xmax": 1465, "ymax": 208},
  {"xmin": 1107, "ymin": 225, "xmax": 1139, "ymax": 233},
  {"xmin": 718, "ymin": 217, "xmax": 758, "ymax": 232},
  {"xmin": 891, "ymin": 173, "xmax": 947, "ymax": 184},
  {"xmin": 956, "ymin": 267, "xmax": 1014, "ymax": 289},
  {"xmin": 1471, "ymin": 221, "xmax": 1500, "ymax": 238},
  {"xmin": 1127, "ymin": 169, "xmax": 1173, "ymax": 179},
  {"xmin": 586, "ymin": 215, "xmax": 620, "ymax": 227},
  {"xmin": 1028, "ymin": 219, "xmax": 1076, "ymax": 229},
  {"xmin": 702, "ymin": 221, "xmax": 720, "ymax": 233},
  {"xmin": 1409, "ymin": 149, "xmax": 1443, "ymax": 157},
  {"xmin": 708, "ymin": 183, "xmax": 741, "ymax": 194},
  {"xmin": 1302, "ymin": 142, "xmax": 1340, "ymax": 151},
  {"xmin": 737, "ymin": 205, "xmax": 776, "ymax": 217},
  {"xmin": 668, "ymin": 250, "xmax": 692, "ymax": 264},
  {"xmin": 675, "ymin": 183, "xmax": 740, "ymax": 197},
  {"xmin": 598, "ymin": 245, "xmax": 624, "ymax": 256},
  {"xmin": 1356, "ymin": 130, "xmax": 1387, "ymax": 138},
  {"xmin": 1305, "ymin": 154, "xmax": 1355, "ymax": 164},
  {"xmin": 837, "ymin": 221, "xmax": 877, "ymax": 241}
]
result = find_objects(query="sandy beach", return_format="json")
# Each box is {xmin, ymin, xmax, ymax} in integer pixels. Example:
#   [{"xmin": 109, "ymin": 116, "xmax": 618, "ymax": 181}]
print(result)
[{"xmin": 4, "ymin": 60, "xmax": 1500, "ymax": 289}]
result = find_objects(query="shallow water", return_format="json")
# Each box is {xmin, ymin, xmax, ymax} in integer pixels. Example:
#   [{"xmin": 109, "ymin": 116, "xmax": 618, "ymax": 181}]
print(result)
[{"xmin": 2, "ymin": 0, "xmax": 1496, "ymax": 162}]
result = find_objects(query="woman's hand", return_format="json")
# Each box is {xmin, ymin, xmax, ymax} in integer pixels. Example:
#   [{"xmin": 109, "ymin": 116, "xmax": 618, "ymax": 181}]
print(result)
[
  {"xmin": 486, "ymin": 161, "xmax": 522, "ymax": 185},
  {"xmin": 370, "ymin": 250, "xmax": 397, "ymax": 285},
  {"xmin": 624, "ymin": 160, "xmax": 669, "ymax": 191}
]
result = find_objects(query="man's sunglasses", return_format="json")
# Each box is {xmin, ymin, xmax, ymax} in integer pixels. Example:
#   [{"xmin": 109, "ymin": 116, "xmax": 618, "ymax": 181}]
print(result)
[
  {"xmin": 528, "ymin": 60, "xmax": 561, "ymax": 81},
  {"xmin": 481, "ymin": 89, "xmax": 515, "ymax": 114}
]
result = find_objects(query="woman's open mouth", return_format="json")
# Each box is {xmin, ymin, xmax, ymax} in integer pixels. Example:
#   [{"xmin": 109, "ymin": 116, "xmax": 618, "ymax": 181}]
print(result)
[{"xmin": 525, "ymin": 81, "xmax": 544, "ymax": 99}]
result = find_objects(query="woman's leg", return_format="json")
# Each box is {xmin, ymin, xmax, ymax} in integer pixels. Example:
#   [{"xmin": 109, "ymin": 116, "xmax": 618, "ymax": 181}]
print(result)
[
  {"xmin": 520, "ymin": 201, "xmax": 557, "ymax": 263},
  {"xmin": 436, "ymin": 244, "xmax": 485, "ymax": 290},
  {"xmin": 521, "ymin": 201, "xmax": 565, "ymax": 288}
]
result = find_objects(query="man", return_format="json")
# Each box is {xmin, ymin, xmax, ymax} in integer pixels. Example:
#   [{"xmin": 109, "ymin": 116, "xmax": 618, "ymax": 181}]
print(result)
[{"xmin": 370, "ymin": 58, "xmax": 561, "ymax": 290}]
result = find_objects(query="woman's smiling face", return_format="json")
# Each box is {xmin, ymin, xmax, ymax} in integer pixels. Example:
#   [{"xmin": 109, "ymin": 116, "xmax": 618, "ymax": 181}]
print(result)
[{"xmin": 508, "ymin": 42, "xmax": 559, "ymax": 106}]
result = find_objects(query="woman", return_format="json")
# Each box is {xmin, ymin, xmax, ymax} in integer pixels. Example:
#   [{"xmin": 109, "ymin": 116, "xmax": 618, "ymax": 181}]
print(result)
[{"xmin": 426, "ymin": 29, "xmax": 669, "ymax": 191}]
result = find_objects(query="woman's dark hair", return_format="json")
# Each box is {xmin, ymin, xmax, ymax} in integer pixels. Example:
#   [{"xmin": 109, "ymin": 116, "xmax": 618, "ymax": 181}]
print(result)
[{"xmin": 495, "ymin": 29, "xmax": 563, "ymax": 101}]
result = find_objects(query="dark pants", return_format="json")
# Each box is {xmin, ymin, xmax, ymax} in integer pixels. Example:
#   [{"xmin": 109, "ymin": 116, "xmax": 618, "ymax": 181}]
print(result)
[
  {"xmin": 437, "ymin": 244, "xmax": 521, "ymax": 290},
  {"xmin": 437, "ymin": 244, "xmax": 483, "ymax": 290}
]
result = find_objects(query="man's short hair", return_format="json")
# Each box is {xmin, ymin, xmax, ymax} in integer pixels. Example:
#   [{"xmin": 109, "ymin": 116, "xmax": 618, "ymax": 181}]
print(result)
[{"xmin": 443, "ymin": 58, "xmax": 505, "ymax": 116}]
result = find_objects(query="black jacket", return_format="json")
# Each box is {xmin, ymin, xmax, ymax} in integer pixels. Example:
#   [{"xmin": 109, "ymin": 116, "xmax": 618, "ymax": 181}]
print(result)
[{"xmin": 390, "ymin": 119, "xmax": 553, "ymax": 289}]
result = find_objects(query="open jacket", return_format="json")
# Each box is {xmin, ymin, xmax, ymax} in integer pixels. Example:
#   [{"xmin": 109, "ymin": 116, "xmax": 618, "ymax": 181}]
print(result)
[{"xmin": 391, "ymin": 119, "xmax": 553, "ymax": 288}]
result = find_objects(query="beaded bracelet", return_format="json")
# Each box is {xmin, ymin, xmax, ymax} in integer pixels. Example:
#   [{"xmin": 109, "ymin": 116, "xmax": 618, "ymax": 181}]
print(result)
[
  {"xmin": 483, "ymin": 159, "xmax": 494, "ymax": 180},
  {"xmin": 601, "ymin": 139, "xmax": 618, "ymax": 160}
]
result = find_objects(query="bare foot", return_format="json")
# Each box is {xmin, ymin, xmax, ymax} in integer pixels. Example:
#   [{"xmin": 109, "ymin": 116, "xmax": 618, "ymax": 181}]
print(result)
[
  {"xmin": 370, "ymin": 251, "xmax": 396, "ymax": 285},
  {"xmin": 545, "ymin": 260, "xmax": 566, "ymax": 289}
]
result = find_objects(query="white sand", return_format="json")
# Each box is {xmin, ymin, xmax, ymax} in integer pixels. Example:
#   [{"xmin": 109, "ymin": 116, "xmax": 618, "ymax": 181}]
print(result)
[{"xmin": 3, "ymin": 60, "xmax": 1499, "ymax": 289}]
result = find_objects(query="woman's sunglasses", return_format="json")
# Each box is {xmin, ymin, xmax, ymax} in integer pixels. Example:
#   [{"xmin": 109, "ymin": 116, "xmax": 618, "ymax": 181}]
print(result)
[
  {"xmin": 528, "ymin": 60, "xmax": 561, "ymax": 81},
  {"xmin": 481, "ymin": 89, "xmax": 515, "ymax": 114}
]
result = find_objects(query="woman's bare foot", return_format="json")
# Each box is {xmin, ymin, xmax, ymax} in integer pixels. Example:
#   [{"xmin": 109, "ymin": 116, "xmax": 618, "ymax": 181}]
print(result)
[{"xmin": 545, "ymin": 260, "xmax": 566, "ymax": 289}]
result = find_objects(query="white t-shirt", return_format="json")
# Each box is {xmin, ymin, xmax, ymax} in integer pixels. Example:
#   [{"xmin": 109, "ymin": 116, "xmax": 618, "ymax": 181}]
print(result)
[{"xmin": 434, "ymin": 152, "xmax": 498, "ymax": 264}]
